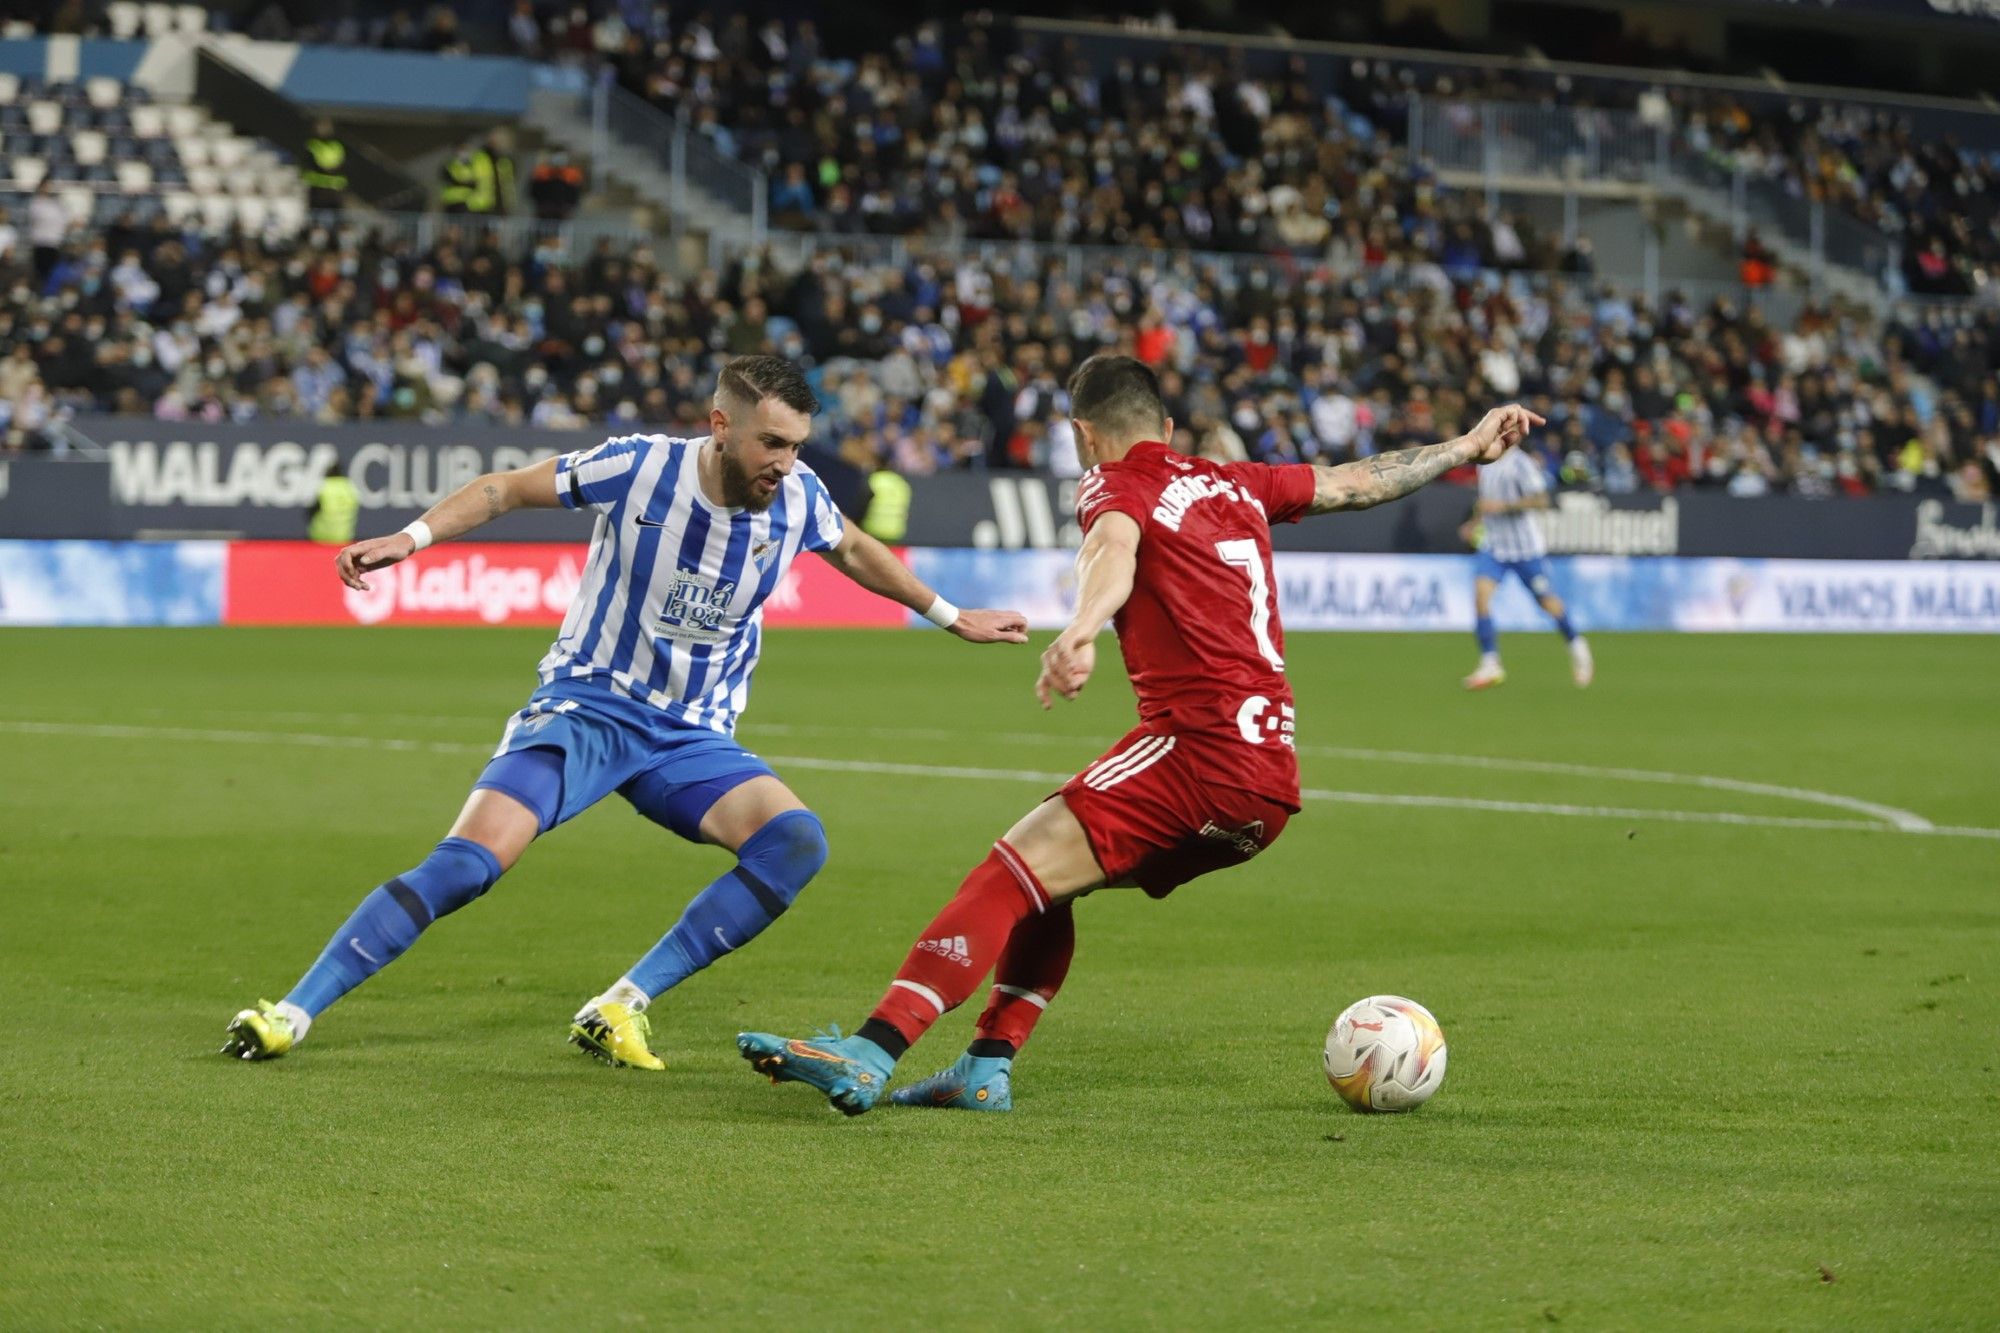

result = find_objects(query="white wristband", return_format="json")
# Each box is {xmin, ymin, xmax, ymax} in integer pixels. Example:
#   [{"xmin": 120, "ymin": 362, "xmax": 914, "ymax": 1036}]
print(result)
[
  {"xmin": 922, "ymin": 595, "xmax": 960, "ymax": 629},
  {"xmin": 399, "ymin": 519, "xmax": 434, "ymax": 552}
]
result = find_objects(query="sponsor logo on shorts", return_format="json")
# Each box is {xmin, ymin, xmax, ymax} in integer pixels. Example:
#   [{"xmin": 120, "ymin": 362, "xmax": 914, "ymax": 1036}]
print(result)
[{"xmin": 1199, "ymin": 819, "xmax": 1267, "ymax": 858}]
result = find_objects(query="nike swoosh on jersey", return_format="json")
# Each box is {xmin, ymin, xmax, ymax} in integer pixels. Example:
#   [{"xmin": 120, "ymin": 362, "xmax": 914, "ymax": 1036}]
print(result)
[{"xmin": 634, "ymin": 516, "xmax": 674, "ymax": 528}]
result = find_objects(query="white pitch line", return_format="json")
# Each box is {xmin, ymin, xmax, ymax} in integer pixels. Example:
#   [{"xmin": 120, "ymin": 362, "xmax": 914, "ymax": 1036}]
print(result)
[
  {"xmin": 16, "ymin": 709, "xmax": 1935, "ymax": 832},
  {"xmin": 752, "ymin": 721, "xmax": 1939, "ymax": 832},
  {"xmin": 12, "ymin": 719, "xmax": 1989, "ymax": 842},
  {"xmin": 1298, "ymin": 744, "xmax": 1937, "ymax": 832}
]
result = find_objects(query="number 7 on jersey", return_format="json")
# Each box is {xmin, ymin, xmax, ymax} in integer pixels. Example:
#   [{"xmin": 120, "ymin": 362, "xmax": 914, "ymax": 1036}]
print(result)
[{"xmin": 1215, "ymin": 538, "xmax": 1284, "ymax": 670}]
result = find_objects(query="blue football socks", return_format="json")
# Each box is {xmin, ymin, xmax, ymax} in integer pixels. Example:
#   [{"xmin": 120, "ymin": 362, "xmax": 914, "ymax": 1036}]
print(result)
[
  {"xmin": 284, "ymin": 836, "xmax": 504, "ymax": 1017},
  {"xmin": 623, "ymin": 810, "xmax": 827, "ymax": 999}
]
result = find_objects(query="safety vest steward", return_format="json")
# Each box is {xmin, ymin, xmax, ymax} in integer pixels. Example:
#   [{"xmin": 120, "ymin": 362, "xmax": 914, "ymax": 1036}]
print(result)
[
  {"xmin": 862, "ymin": 470, "xmax": 912, "ymax": 542},
  {"xmin": 303, "ymin": 137, "xmax": 348, "ymax": 191},
  {"xmin": 309, "ymin": 476, "xmax": 360, "ymax": 545}
]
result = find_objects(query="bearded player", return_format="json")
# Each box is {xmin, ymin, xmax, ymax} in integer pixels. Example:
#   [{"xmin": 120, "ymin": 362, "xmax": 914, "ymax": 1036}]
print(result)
[
  {"xmin": 222, "ymin": 355, "xmax": 1027, "ymax": 1067},
  {"xmin": 737, "ymin": 355, "xmax": 1543, "ymax": 1114}
]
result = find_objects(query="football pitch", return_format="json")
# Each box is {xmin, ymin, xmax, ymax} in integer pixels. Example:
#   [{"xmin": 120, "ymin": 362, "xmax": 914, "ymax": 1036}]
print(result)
[{"xmin": 2, "ymin": 627, "xmax": 1995, "ymax": 1328}]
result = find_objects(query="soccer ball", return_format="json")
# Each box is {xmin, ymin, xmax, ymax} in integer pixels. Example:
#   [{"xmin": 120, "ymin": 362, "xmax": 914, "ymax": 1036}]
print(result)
[{"xmin": 1323, "ymin": 995, "xmax": 1448, "ymax": 1113}]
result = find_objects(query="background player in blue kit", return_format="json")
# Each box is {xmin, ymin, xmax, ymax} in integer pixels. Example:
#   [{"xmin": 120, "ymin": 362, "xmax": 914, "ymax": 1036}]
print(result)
[
  {"xmin": 222, "ymin": 356, "xmax": 1028, "ymax": 1068},
  {"xmin": 1460, "ymin": 445, "xmax": 1593, "ymax": 691}
]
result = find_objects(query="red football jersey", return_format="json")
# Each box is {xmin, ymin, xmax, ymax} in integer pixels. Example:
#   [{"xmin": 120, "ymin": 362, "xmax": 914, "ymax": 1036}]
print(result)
[{"xmin": 1073, "ymin": 441, "xmax": 1317, "ymax": 808}]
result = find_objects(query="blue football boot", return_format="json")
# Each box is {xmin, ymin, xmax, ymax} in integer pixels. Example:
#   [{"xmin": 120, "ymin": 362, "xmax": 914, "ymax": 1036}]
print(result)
[
  {"xmin": 888, "ymin": 1052, "xmax": 1014, "ymax": 1111},
  {"xmin": 737, "ymin": 1026, "xmax": 895, "ymax": 1116}
]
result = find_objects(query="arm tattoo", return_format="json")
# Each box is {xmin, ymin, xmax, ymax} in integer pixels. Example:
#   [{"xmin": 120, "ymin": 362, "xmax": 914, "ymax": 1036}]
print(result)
[
  {"xmin": 481, "ymin": 483, "xmax": 504, "ymax": 520},
  {"xmin": 1311, "ymin": 439, "xmax": 1472, "ymax": 514}
]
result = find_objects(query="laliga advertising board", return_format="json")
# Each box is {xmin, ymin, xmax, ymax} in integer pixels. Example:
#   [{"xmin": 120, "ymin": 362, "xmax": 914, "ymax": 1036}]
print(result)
[{"xmin": 223, "ymin": 542, "xmax": 906, "ymax": 628}]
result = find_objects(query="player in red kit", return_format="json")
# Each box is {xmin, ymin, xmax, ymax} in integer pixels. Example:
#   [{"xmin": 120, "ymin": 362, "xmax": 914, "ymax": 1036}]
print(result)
[{"xmin": 738, "ymin": 355, "xmax": 1543, "ymax": 1114}]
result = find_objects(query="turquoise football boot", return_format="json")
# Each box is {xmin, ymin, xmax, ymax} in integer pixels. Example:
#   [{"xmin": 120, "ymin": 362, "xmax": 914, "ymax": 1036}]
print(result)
[
  {"xmin": 888, "ymin": 1052, "xmax": 1014, "ymax": 1111},
  {"xmin": 737, "ymin": 1026, "xmax": 895, "ymax": 1116}
]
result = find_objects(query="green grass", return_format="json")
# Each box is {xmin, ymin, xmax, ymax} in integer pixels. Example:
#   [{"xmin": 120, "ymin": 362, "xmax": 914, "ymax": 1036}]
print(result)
[{"xmin": 1, "ymin": 628, "xmax": 1996, "ymax": 1329}]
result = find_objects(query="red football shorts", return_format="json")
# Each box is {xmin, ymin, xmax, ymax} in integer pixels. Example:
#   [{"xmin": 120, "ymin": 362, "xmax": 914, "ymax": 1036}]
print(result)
[{"xmin": 1058, "ymin": 725, "xmax": 1293, "ymax": 899}]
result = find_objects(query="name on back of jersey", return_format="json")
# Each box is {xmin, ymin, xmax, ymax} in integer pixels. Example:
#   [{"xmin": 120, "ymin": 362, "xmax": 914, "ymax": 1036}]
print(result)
[
  {"xmin": 1150, "ymin": 472, "xmax": 1267, "ymax": 532},
  {"xmin": 655, "ymin": 567, "xmax": 737, "ymax": 644}
]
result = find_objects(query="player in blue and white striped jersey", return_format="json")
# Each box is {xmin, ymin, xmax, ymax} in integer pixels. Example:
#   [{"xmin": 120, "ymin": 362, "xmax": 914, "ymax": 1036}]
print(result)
[
  {"xmin": 1460, "ymin": 445, "xmax": 1593, "ymax": 691},
  {"xmin": 222, "ymin": 356, "xmax": 1028, "ymax": 1068}
]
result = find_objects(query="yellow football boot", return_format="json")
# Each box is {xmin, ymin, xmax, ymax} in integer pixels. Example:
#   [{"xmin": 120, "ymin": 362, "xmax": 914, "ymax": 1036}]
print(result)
[
  {"xmin": 569, "ymin": 1001, "xmax": 665, "ymax": 1071},
  {"xmin": 221, "ymin": 1000, "xmax": 298, "ymax": 1061}
]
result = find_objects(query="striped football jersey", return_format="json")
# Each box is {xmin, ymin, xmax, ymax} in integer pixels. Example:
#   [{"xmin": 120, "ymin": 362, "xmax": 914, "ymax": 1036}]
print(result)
[{"xmin": 536, "ymin": 433, "xmax": 846, "ymax": 732}]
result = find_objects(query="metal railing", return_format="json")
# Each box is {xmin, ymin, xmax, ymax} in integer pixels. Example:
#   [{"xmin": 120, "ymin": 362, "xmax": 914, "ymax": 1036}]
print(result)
[
  {"xmin": 1410, "ymin": 98, "xmax": 1669, "ymax": 187},
  {"xmin": 1409, "ymin": 95, "xmax": 1913, "ymax": 297},
  {"xmin": 711, "ymin": 227, "xmax": 1862, "ymax": 331},
  {"xmin": 583, "ymin": 71, "xmax": 767, "ymax": 246}
]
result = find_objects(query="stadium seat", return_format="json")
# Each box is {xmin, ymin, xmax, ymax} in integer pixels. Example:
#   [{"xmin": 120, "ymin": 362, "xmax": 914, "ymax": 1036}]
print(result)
[
  {"xmin": 116, "ymin": 159, "xmax": 154, "ymax": 193},
  {"xmin": 9, "ymin": 155, "xmax": 44, "ymax": 190},
  {"xmin": 86, "ymin": 78, "xmax": 123, "ymax": 110},
  {"xmin": 265, "ymin": 195, "xmax": 305, "ymax": 235},
  {"xmin": 177, "ymin": 136, "xmax": 210, "ymax": 167},
  {"xmin": 235, "ymin": 196, "xmax": 269, "ymax": 232},
  {"xmin": 58, "ymin": 186, "xmax": 93, "ymax": 222},
  {"xmin": 0, "ymin": 73, "xmax": 18, "ymax": 104},
  {"xmin": 198, "ymin": 194, "xmax": 235, "ymax": 230},
  {"xmin": 210, "ymin": 139, "xmax": 246, "ymax": 171},
  {"xmin": 185, "ymin": 164, "xmax": 221, "ymax": 196},
  {"xmin": 27, "ymin": 101, "xmax": 63, "ymax": 136},
  {"xmin": 142, "ymin": 3, "xmax": 174, "ymax": 37},
  {"xmin": 161, "ymin": 190, "xmax": 199, "ymax": 223},
  {"xmin": 72, "ymin": 130, "xmax": 107, "ymax": 167},
  {"xmin": 165, "ymin": 105, "xmax": 203, "ymax": 139},
  {"xmin": 174, "ymin": 3, "xmax": 205, "ymax": 34},
  {"xmin": 107, "ymin": 1, "xmax": 143, "ymax": 37},
  {"xmin": 131, "ymin": 105, "xmax": 165, "ymax": 138}
]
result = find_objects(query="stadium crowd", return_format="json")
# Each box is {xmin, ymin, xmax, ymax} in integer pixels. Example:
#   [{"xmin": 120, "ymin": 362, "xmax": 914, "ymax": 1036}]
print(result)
[
  {"xmin": 4, "ymin": 6, "xmax": 1998, "ymax": 499},
  {"xmin": 0, "ymin": 208, "xmax": 1994, "ymax": 502},
  {"xmin": 33, "ymin": 1, "xmax": 2000, "ymax": 292},
  {"xmin": 581, "ymin": 11, "xmax": 1999, "ymax": 297}
]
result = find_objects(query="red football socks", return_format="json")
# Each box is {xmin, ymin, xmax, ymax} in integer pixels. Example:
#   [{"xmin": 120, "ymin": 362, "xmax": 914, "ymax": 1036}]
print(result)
[
  {"xmin": 865, "ymin": 841, "xmax": 1053, "ymax": 1051},
  {"xmin": 972, "ymin": 900, "xmax": 1075, "ymax": 1054}
]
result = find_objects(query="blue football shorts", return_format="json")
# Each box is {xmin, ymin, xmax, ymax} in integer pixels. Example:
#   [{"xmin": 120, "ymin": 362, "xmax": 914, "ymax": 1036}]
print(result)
[
  {"xmin": 472, "ymin": 679, "xmax": 777, "ymax": 841},
  {"xmin": 1473, "ymin": 550, "xmax": 1557, "ymax": 599}
]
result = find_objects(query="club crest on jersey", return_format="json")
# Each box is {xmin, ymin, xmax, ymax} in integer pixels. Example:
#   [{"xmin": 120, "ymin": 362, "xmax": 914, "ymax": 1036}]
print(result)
[
  {"xmin": 656, "ymin": 568, "xmax": 737, "ymax": 643},
  {"xmin": 750, "ymin": 538, "xmax": 776, "ymax": 568},
  {"xmin": 1235, "ymin": 694, "xmax": 1296, "ymax": 747}
]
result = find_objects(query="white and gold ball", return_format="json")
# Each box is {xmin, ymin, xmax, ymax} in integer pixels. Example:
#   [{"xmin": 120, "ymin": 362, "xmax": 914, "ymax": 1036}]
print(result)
[{"xmin": 1323, "ymin": 995, "xmax": 1448, "ymax": 1112}]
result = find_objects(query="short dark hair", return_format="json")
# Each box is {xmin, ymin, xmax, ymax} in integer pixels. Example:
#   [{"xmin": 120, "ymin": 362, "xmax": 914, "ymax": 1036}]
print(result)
[
  {"xmin": 717, "ymin": 355, "xmax": 819, "ymax": 416},
  {"xmin": 1067, "ymin": 354, "xmax": 1166, "ymax": 440}
]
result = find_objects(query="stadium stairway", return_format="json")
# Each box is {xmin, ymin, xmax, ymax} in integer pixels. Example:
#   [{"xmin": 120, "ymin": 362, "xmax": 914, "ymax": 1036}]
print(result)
[{"xmin": 524, "ymin": 87, "xmax": 746, "ymax": 258}]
